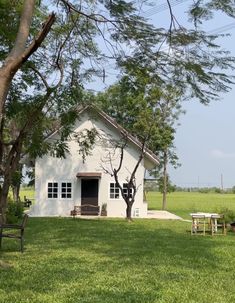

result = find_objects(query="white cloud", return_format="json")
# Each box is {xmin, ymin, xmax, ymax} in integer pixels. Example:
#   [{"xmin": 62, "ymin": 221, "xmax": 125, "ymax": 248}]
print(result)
[{"xmin": 211, "ymin": 149, "xmax": 235, "ymax": 159}]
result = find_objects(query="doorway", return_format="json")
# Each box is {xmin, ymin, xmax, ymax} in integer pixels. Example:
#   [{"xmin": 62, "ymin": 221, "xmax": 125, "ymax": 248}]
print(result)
[{"xmin": 81, "ymin": 179, "xmax": 99, "ymax": 215}]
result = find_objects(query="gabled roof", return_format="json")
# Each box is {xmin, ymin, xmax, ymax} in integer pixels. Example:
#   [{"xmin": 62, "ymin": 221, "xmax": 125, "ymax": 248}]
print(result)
[
  {"xmin": 48, "ymin": 105, "xmax": 159, "ymax": 167},
  {"xmin": 83, "ymin": 106, "xmax": 159, "ymax": 167}
]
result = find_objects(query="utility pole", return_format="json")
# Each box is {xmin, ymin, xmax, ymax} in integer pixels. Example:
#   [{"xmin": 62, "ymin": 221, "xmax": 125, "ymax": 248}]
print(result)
[{"xmin": 221, "ymin": 173, "xmax": 224, "ymax": 192}]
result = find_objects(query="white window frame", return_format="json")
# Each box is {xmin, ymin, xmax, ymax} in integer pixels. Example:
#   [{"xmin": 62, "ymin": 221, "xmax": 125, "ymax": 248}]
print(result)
[
  {"xmin": 60, "ymin": 181, "xmax": 73, "ymax": 200},
  {"xmin": 47, "ymin": 182, "xmax": 59, "ymax": 199},
  {"xmin": 109, "ymin": 182, "xmax": 134, "ymax": 200},
  {"xmin": 109, "ymin": 182, "xmax": 121, "ymax": 200}
]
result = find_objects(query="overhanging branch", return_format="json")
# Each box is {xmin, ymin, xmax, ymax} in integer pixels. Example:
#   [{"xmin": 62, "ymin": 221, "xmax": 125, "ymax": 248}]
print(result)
[{"xmin": 22, "ymin": 13, "xmax": 56, "ymax": 64}]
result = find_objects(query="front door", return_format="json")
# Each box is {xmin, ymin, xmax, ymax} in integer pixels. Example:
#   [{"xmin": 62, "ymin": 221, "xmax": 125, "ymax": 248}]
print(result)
[{"xmin": 81, "ymin": 179, "xmax": 99, "ymax": 215}]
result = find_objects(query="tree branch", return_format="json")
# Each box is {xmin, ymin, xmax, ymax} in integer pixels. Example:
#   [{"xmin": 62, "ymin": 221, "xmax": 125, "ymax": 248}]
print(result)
[
  {"xmin": 59, "ymin": 0, "xmax": 120, "ymax": 26},
  {"xmin": 6, "ymin": 0, "xmax": 35, "ymax": 61},
  {"xmin": 29, "ymin": 65, "xmax": 50, "ymax": 91},
  {"xmin": 22, "ymin": 13, "xmax": 56, "ymax": 64}
]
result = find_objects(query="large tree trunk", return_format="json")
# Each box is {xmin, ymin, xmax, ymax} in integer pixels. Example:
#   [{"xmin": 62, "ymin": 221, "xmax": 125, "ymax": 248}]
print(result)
[
  {"xmin": 12, "ymin": 164, "xmax": 23, "ymax": 203},
  {"xmin": 0, "ymin": 164, "xmax": 13, "ymax": 224},
  {"xmin": 0, "ymin": 1, "xmax": 55, "ymax": 222},
  {"xmin": 0, "ymin": 138, "xmax": 23, "ymax": 223},
  {"xmin": 0, "ymin": 71, "xmax": 13, "ymax": 121},
  {"xmin": 162, "ymin": 150, "xmax": 168, "ymax": 210},
  {"xmin": 0, "ymin": 0, "xmax": 35, "ymax": 122},
  {"xmin": 12, "ymin": 183, "xmax": 21, "ymax": 203},
  {"xmin": 0, "ymin": 2, "xmax": 55, "ymax": 120},
  {"xmin": 0, "ymin": 176, "xmax": 11, "ymax": 224}
]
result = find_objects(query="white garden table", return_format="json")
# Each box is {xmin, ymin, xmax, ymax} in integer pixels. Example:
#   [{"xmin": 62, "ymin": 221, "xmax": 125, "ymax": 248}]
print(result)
[{"xmin": 190, "ymin": 212, "xmax": 219, "ymax": 233}]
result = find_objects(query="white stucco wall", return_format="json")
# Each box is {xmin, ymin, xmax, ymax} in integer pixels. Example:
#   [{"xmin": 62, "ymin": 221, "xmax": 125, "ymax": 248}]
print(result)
[{"xmin": 31, "ymin": 110, "xmax": 149, "ymax": 218}]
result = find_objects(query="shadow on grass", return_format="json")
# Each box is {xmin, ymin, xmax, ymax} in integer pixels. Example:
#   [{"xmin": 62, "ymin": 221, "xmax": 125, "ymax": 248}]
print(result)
[
  {"xmin": 0, "ymin": 217, "xmax": 235, "ymax": 303},
  {"xmin": 2, "ymin": 217, "xmax": 232, "ymax": 269}
]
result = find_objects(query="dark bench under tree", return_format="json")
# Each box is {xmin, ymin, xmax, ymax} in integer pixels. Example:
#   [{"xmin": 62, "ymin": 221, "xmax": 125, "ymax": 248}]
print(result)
[{"xmin": 0, "ymin": 214, "xmax": 28, "ymax": 252}]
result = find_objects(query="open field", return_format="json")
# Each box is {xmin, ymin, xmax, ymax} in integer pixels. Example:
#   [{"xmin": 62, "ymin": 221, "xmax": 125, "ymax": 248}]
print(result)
[
  {"xmin": 147, "ymin": 191, "xmax": 235, "ymax": 219},
  {"xmin": 18, "ymin": 188, "xmax": 235, "ymax": 219},
  {"xmin": 19, "ymin": 187, "xmax": 35, "ymax": 201},
  {"xmin": 1, "ymin": 191, "xmax": 235, "ymax": 303}
]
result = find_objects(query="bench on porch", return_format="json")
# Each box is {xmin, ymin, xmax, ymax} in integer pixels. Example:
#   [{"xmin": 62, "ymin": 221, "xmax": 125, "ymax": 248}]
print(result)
[{"xmin": 70, "ymin": 205, "xmax": 100, "ymax": 217}]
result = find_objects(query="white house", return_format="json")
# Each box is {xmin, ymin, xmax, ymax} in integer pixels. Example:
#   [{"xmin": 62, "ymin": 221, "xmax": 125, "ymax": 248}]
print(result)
[{"xmin": 30, "ymin": 106, "xmax": 159, "ymax": 218}]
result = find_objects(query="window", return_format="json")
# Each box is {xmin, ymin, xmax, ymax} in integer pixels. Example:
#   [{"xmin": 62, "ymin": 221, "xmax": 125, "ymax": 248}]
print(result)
[
  {"xmin": 109, "ymin": 183, "xmax": 120, "ymax": 199},
  {"xmin": 123, "ymin": 183, "xmax": 133, "ymax": 198},
  {"xmin": 61, "ymin": 182, "xmax": 72, "ymax": 199},
  {"xmin": 109, "ymin": 183, "xmax": 133, "ymax": 200},
  {"xmin": 48, "ymin": 182, "xmax": 58, "ymax": 198}
]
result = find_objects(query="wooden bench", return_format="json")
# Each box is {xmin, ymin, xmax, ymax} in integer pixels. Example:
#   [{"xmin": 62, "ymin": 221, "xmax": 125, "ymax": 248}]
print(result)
[
  {"xmin": 0, "ymin": 214, "xmax": 28, "ymax": 252},
  {"xmin": 71, "ymin": 205, "xmax": 100, "ymax": 217}
]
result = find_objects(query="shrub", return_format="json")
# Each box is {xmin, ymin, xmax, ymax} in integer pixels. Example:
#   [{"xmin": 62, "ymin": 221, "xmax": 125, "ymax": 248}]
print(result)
[
  {"xmin": 199, "ymin": 188, "xmax": 210, "ymax": 193},
  {"xmin": 217, "ymin": 207, "xmax": 235, "ymax": 224},
  {"xmin": 6, "ymin": 198, "xmax": 24, "ymax": 224},
  {"xmin": 101, "ymin": 203, "xmax": 107, "ymax": 212},
  {"xmin": 101, "ymin": 203, "xmax": 107, "ymax": 216}
]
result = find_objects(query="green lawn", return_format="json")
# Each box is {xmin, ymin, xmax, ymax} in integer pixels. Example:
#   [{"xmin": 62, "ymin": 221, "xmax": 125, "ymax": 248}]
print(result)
[
  {"xmin": 1, "ymin": 192, "xmax": 235, "ymax": 303},
  {"xmin": 147, "ymin": 191, "xmax": 235, "ymax": 219}
]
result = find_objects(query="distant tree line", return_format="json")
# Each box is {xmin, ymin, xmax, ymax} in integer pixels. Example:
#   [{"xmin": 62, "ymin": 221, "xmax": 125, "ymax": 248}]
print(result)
[{"xmin": 144, "ymin": 181, "xmax": 235, "ymax": 194}]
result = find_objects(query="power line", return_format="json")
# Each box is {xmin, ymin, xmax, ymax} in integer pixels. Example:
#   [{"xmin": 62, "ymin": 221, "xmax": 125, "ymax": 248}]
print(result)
[
  {"xmin": 209, "ymin": 22, "xmax": 235, "ymax": 34},
  {"xmin": 93, "ymin": 1, "xmax": 235, "ymax": 80},
  {"xmin": 143, "ymin": 0, "xmax": 191, "ymax": 18},
  {"xmin": 100, "ymin": 21, "xmax": 235, "ymax": 76},
  {"xmin": 92, "ymin": 0, "xmax": 192, "ymax": 74}
]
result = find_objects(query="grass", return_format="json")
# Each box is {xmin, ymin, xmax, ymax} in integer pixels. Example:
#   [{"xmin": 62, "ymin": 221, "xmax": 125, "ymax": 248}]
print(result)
[
  {"xmin": 1, "ymin": 218, "xmax": 235, "ymax": 303},
  {"xmin": 19, "ymin": 187, "xmax": 35, "ymax": 201},
  {"xmin": 1, "ymin": 191, "xmax": 235, "ymax": 302},
  {"xmin": 8, "ymin": 187, "xmax": 34, "ymax": 202},
  {"xmin": 147, "ymin": 191, "xmax": 235, "ymax": 219}
]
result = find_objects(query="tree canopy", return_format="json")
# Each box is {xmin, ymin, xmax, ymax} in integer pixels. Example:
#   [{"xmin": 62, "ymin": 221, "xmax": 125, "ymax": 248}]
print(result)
[{"xmin": 0, "ymin": 0, "xmax": 235, "ymax": 222}]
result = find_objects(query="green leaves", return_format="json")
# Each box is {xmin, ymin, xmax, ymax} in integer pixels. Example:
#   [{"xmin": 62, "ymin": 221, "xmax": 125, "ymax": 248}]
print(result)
[
  {"xmin": 104, "ymin": 0, "xmax": 135, "ymax": 16},
  {"xmin": 0, "ymin": 0, "xmax": 235, "ymax": 217},
  {"xmin": 74, "ymin": 128, "xmax": 99, "ymax": 162},
  {"xmin": 189, "ymin": 0, "xmax": 235, "ymax": 24},
  {"xmin": 49, "ymin": 140, "xmax": 70, "ymax": 159}
]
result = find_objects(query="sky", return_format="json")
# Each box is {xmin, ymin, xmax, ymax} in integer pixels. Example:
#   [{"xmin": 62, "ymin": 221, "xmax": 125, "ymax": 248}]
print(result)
[
  {"xmin": 169, "ymin": 90, "xmax": 235, "ymax": 189},
  {"xmin": 162, "ymin": 2, "xmax": 235, "ymax": 189},
  {"xmin": 87, "ymin": 0, "xmax": 235, "ymax": 189}
]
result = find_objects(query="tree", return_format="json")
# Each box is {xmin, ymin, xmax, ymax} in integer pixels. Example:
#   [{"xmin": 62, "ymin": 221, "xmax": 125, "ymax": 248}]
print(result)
[
  {"xmin": 148, "ymin": 86, "xmax": 183, "ymax": 210},
  {"xmin": 232, "ymin": 186, "xmax": 235, "ymax": 194},
  {"xmin": 0, "ymin": 0, "xmax": 163, "ymax": 222},
  {"xmin": 101, "ymin": 132, "xmax": 151, "ymax": 221},
  {"xmin": 144, "ymin": 179, "xmax": 158, "ymax": 191},
  {"xmin": 95, "ymin": 1, "xmax": 235, "ymax": 210},
  {"xmin": 11, "ymin": 165, "xmax": 23, "ymax": 203},
  {"xmin": 0, "ymin": 0, "xmax": 235, "ymax": 223},
  {"xmin": 157, "ymin": 174, "xmax": 176, "ymax": 195},
  {"xmin": 96, "ymin": 79, "xmax": 182, "ymax": 210}
]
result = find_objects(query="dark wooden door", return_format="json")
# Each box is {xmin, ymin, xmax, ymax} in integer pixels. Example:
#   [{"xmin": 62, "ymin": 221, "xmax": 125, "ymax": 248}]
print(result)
[{"xmin": 81, "ymin": 179, "xmax": 99, "ymax": 215}]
